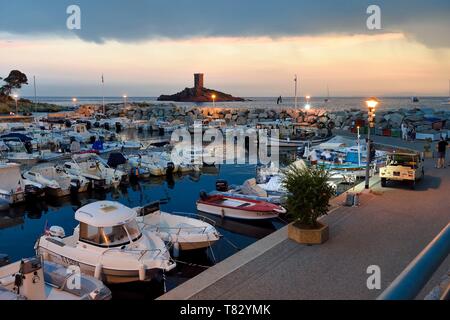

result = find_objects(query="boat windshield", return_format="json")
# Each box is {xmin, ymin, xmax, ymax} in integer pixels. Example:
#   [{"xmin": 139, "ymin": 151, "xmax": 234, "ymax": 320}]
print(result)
[{"xmin": 79, "ymin": 221, "xmax": 141, "ymax": 247}]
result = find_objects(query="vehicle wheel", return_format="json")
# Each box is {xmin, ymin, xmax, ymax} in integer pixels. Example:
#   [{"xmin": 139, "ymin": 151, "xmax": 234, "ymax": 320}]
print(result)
[{"xmin": 381, "ymin": 178, "xmax": 387, "ymax": 187}]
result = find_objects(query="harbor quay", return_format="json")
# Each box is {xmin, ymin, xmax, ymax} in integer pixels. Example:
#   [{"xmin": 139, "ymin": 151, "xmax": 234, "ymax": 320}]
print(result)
[{"xmin": 160, "ymin": 137, "xmax": 450, "ymax": 300}]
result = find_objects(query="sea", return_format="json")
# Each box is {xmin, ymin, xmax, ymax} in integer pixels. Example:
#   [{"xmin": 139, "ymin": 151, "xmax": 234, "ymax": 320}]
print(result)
[{"xmin": 28, "ymin": 96, "xmax": 450, "ymax": 112}]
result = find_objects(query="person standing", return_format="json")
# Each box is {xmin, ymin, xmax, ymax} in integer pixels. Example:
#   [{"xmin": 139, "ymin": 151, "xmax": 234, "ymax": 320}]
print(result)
[
  {"xmin": 401, "ymin": 122, "xmax": 407, "ymax": 141},
  {"xmin": 436, "ymin": 136, "xmax": 448, "ymax": 169}
]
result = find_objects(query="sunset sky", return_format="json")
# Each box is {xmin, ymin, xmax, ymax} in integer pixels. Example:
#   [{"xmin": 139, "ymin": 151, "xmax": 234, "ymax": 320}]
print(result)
[{"xmin": 0, "ymin": 0, "xmax": 449, "ymax": 97}]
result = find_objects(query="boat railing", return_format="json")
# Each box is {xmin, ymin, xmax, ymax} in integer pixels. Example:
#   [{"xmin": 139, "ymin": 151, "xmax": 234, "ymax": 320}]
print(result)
[
  {"xmin": 141, "ymin": 223, "xmax": 211, "ymax": 236},
  {"xmin": 173, "ymin": 211, "xmax": 217, "ymax": 227},
  {"xmin": 101, "ymin": 247, "xmax": 163, "ymax": 261}
]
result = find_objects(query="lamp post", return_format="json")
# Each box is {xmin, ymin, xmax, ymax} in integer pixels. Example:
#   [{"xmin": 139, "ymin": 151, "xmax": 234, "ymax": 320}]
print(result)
[
  {"xmin": 364, "ymin": 97, "xmax": 379, "ymax": 189},
  {"xmin": 123, "ymin": 95, "xmax": 128, "ymax": 109},
  {"xmin": 357, "ymin": 126, "xmax": 361, "ymax": 166},
  {"xmin": 13, "ymin": 94, "xmax": 19, "ymax": 115},
  {"xmin": 212, "ymin": 94, "xmax": 216, "ymax": 108}
]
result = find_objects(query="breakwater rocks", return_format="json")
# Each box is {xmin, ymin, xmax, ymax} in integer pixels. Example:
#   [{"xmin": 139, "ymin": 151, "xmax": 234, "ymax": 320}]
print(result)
[{"xmin": 89, "ymin": 103, "xmax": 450, "ymax": 132}]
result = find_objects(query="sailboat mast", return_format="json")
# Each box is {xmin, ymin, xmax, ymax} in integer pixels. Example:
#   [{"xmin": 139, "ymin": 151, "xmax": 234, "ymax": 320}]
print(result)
[
  {"xmin": 294, "ymin": 75, "xmax": 298, "ymax": 108},
  {"xmin": 33, "ymin": 76, "xmax": 37, "ymax": 113}
]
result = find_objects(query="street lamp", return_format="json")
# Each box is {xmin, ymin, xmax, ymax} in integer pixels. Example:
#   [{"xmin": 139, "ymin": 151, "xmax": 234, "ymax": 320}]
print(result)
[
  {"xmin": 13, "ymin": 94, "xmax": 19, "ymax": 115},
  {"xmin": 305, "ymin": 95, "xmax": 311, "ymax": 103},
  {"xmin": 211, "ymin": 94, "xmax": 216, "ymax": 108},
  {"xmin": 364, "ymin": 97, "xmax": 379, "ymax": 189},
  {"xmin": 123, "ymin": 95, "xmax": 128, "ymax": 109}
]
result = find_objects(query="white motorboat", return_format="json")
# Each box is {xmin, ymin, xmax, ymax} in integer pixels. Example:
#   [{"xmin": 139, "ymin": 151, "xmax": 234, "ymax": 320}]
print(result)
[
  {"xmin": 197, "ymin": 192, "xmax": 286, "ymax": 220},
  {"xmin": 0, "ymin": 256, "xmax": 111, "ymax": 300},
  {"xmin": 135, "ymin": 202, "xmax": 220, "ymax": 251},
  {"xmin": 36, "ymin": 201, "xmax": 176, "ymax": 284},
  {"xmin": 214, "ymin": 179, "xmax": 283, "ymax": 204},
  {"xmin": 0, "ymin": 163, "xmax": 26, "ymax": 205},
  {"xmin": 23, "ymin": 165, "xmax": 90, "ymax": 197},
  {"xmin": 63, "ymin": 153, "xmax": 124, "ymax": 190},
  {"xmin": 128, "ymin": 152, "xmax": 177, "ymax": 176},
  {"xmin": 0, "ymin": 137, "xmax": 39, "ymax": 165}
]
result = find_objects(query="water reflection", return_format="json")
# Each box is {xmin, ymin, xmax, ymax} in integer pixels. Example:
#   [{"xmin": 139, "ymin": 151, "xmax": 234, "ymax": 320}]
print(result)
[{"xmin": 0, "ymin": 164, "xmax": 286, "ymax": 299}]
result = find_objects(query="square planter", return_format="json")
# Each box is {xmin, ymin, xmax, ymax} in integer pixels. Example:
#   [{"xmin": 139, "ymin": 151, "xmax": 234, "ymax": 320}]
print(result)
[
  {"xmin": 288, "ymin": 221, "xmax": 329, "ymax": 245},
  {"xmin": 424, "ymin": 151, "xmax": 433, "ymax": 159}
]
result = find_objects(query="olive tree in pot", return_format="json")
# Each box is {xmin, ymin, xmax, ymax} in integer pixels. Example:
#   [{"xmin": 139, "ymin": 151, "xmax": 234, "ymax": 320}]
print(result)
[{"xmin": 282, "ymin": 165, "xmax": 335, "ymax": 245}]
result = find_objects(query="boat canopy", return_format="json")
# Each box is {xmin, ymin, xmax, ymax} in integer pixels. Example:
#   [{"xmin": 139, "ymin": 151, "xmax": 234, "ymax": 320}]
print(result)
[{"xmin": 75, "ymin": 201, "xmax": 137, "ymax": 228}]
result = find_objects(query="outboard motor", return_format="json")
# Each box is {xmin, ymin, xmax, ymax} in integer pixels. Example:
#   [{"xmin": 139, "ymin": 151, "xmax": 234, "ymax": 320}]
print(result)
[
  {"xmin": 70, "ymin": 178, "xmax": 81, "ymax": 192},
  {"xmin": 24, "ymin": 141, "xmax": 33, "ymax": 154},
  {"xmin": 115, "ymin": 122, "xmax": 122, "ymax": 132},
  {"xmin": 89, "ymin": 136, "xmax": 96, "ymax": 144},
  {"xmin": 199, "ymin": 190, "xmax": 209, "ymax": 200},
  {"xmin": 158, "ymin": 127, "xmax": 165, "ymax": 136},
  {"xmin": 216, "ymin": 179, "xmax": 229, "ymax": 192},
  {"xmin": 166, "ymin": 162, "xmax": 175, "ymax": 175},
  {"xmin": 65, "ymin": 120, "xmax": 72, "ymax": 128},
  {"xmin": 86, "ymin": 121, "xmax": 92, "ymax": 130},
  {"xmin": 94, "ymin": 121, "xmax": 100, "ymax": 128},
  {"xmin": 104, "ymin": 122, "xmax": 110, "ymax": 131}
]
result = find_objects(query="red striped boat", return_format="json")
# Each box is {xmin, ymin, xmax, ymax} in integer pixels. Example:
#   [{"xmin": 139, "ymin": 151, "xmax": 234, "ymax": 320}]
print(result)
[{"xmin": 197, "ymin": 193, "xmax": 286, "ymax": 220}]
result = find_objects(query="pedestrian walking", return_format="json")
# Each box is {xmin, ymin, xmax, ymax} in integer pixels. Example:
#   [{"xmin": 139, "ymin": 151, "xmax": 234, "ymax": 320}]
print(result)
[{"xmin": 436, "ymin": 136, "xmax": 448, "ymax": 169}]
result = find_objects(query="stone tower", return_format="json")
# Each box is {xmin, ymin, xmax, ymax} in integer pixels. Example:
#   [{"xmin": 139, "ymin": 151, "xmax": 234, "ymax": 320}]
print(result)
[{"xmin": 194, "ymin": 73, "xmax": 204, "ymax": 96}]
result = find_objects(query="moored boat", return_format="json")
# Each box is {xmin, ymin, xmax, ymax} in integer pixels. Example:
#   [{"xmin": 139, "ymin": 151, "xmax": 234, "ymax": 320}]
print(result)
[
  {"xmin": 0, "ymin": 256, "xmax": 111, "ymax": 300},
  {"xmin": 36, "ymin": 201, "xmax": 176, "ymax": 284},
  {"xmin": 196, "ymin": 192, "xmax": 286, "ymax": 220},
  {"xmin": 135, "ymin": 201, "xmax": 220, "ymax": 251}
]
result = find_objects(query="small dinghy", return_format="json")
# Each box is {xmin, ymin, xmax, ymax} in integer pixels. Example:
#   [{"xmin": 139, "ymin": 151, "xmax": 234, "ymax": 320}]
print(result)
[
  {"xmin": 0, "ymin": 256, "xmax": 111, "ymax": 300},
  {"xmin": 197, "ymin": 192, "xmax": 286, "ymax": 220},
  {"xmin": 36, "ymin": 201, "xmax": 176, "ymax": 284},
  {"xmin": 135, "ymin": 202, "xmax": 220, "ymax": 251}
]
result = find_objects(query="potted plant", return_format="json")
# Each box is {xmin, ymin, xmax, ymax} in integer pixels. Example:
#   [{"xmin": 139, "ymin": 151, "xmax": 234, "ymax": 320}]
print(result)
[
  {"xmin": 423, "ymin": 138, "xmax": 433, "ymax": 159},
  {"xmin": 282, "ymin": 165, "xmax": 335, "ymax": 245}
]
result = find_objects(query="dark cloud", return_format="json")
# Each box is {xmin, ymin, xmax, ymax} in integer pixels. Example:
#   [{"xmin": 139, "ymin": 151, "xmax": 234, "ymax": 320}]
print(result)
[{"xmin": 0, "ymin": 0, "xmax": 449, "ymax": 47}]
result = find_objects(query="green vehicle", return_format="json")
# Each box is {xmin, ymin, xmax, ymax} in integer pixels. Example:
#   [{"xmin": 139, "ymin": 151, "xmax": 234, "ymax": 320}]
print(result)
[{"xmin": 380, "ymin": 152, "xmax": 425, "ymax": 189}]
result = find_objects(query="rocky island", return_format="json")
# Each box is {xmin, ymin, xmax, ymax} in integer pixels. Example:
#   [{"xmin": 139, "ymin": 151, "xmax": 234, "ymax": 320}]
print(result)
[{"xmin": 158, "ymin": 73, "xmax": 245, "ymax": 102}]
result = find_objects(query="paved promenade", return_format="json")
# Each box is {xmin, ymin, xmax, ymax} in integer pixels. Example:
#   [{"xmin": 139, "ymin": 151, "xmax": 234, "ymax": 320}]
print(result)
[{"xmin": 160, "ymin": 155, "xmax": 450, "ymax": 300}]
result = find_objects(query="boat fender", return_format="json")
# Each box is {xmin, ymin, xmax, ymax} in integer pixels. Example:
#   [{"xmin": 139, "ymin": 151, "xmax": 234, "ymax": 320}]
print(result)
[
  {"xmin": 139, "ymin": 264, "xmax": 146, "ymax": 281},
  {"xmin": 41, "ymin": 251, "xmax": 49, "ymax": 261},
  {"xmin": 221, "ymin": 208, "xmax": 225, "ymax": 218},
  {"xmin": 327, "ymin": 121, "xmax": 335, "ymax": 130},
  {"xmin": 94, "ymin": 264, "xmax": 103, "ymax": 280},
  {"xmin": 173, "ymin": 242, "xmax": 180, "ymax": 258}
]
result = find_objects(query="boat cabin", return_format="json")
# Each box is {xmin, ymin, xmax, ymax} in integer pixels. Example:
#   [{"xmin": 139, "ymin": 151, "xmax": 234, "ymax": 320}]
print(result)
[{"xmin": 75, "ymin": 201, "xmax": 142, "ymax": 248}]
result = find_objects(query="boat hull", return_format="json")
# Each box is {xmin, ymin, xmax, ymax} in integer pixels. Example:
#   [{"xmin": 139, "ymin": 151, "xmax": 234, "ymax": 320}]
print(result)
[
  {"xmin": 37, "ymin": 247, "xmax": 162, "ymax": 284},
  {"xmin": 197, "ymin": 202, "xmax": 279, "ymax": 220}
]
